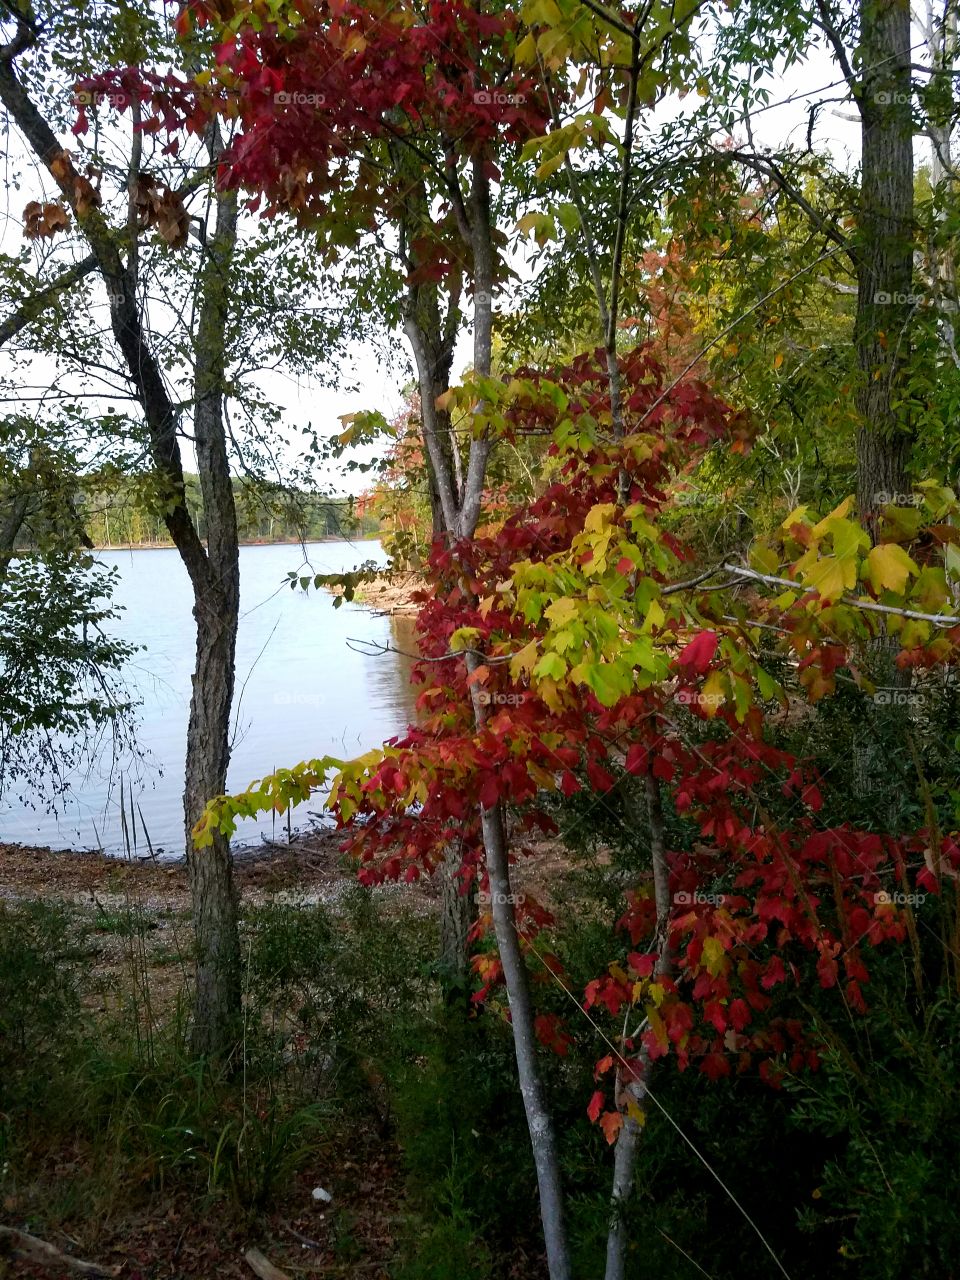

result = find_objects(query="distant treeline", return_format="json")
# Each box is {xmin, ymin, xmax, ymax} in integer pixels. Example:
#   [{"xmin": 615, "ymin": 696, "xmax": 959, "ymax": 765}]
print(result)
[{"xmin": 81, "ymin": 474, "xmax": 379, "ymax": 548}]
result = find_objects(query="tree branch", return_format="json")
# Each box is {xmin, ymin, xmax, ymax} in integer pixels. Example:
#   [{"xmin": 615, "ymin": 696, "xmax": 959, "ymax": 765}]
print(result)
[{"xmin": 0, "ymin": 254, "xmax": 97, "ymax": 347}]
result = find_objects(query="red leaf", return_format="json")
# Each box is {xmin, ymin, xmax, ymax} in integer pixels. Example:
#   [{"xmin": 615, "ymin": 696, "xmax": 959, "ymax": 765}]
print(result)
[
  {"xmin": 676, "ymin": 630, "xmax": 718, "ymax": 676},
  {"xmin": 728, "ymin": 998, "xmax": 751, "ymax": 1031},
  {"xmin": 701, "ymin": 1051, "xmax": 731, "ymax": 1081},
  {"xmin": 587, "ymin": 1089, "xmax": 605, "ymax": 1123},
  {"xmin": 560, "ymin": 770, "xmax": 581, "ymax": 797},
  {"xmin": 627, "ymin": 951, "xmax": 657, "ymax": 977}
]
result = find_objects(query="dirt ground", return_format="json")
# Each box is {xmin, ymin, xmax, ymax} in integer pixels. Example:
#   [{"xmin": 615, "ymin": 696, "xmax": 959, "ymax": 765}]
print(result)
[
  {"xmin": 0, "ymin": 835, "xmax": 431, "ymax": 1280},
  {"xmin": 0, "ymin": 831, "xmax": 571, "ymax": 1280}
]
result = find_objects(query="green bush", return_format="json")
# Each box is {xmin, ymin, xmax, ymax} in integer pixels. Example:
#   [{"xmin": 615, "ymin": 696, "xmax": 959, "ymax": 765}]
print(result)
[{"xmin": 0, "ymin": 900, "xmax": 83, "ymax": 1097}]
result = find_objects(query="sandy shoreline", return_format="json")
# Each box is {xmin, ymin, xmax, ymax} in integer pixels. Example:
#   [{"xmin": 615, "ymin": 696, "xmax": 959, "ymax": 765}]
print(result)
[{"xmin": 328, "ymin": 568, "xmax": 424, "ymax": 615}]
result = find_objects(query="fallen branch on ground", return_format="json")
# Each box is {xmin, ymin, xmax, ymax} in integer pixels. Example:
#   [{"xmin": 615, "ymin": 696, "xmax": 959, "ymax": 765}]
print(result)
[
  {"xmin": 245, "ymin": 1247, "xmax": 292, "ymax": 1280},
  {"xmin": 0, "ymin": 1225, "xmax": 114, "ymax": 1276}
]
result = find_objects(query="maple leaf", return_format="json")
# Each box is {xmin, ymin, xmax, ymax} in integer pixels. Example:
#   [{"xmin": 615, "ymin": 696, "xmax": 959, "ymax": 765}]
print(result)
[
  {"xmin": 701, "ymin": 1051, "xmax": 731, "ymax": 1081},
  {"xmin": 865, "ymin": 543, "xmax": 919, "ymax": 595},
  {"xmin": 676, "ymin": 630, "xmax": 718, "ymax": 676},
  {"xmin": 600, "ymin": 1110, "xmax": 624, "ymax": 1145}
]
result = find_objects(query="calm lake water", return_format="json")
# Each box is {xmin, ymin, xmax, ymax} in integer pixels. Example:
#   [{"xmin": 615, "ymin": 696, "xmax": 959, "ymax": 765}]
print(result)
[{"xmin": 0, "ymin": 540, "xmax": 418, "ymax": 855}]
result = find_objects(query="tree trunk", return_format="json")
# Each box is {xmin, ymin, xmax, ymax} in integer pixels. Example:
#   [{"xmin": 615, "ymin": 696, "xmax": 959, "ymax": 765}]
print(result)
[
  {"xmin": 185, "ymin": 144, "xmax": 242, "ymax": 1058},
  {"xmin": 399, "ymin": 144, "xmax": 571, "ymax": 1278},
  {"xmin": 438, "ymin": 841, "xmax": 472, "ymax": 991},
  {"xmin": 185, "ymin": 594, "xmax": 241, "ymax": 1054},
  {"xmin": 855, "ymin": 0, "xmax": 915, "ymax": 531},
  {"xmin": 465, "ymin": 652, "xmax": 571, "ymax": 1280},
  {"xmin": 604, "ymin": 773, "xmax": 671, "ymax": 1280},
  {"xmin": 0, "ymin": 487, "xmax": 30, "ymax": 602}
]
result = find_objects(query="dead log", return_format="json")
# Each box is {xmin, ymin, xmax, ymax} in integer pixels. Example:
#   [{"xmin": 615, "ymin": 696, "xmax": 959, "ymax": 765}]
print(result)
[
  {"xmin": 244, "ymin": 1247, "xmax": 292, "ymax": 1280},
  {"xmin": 0, "ymin": 1225, "xmax": 113, "ymax": 1276}
]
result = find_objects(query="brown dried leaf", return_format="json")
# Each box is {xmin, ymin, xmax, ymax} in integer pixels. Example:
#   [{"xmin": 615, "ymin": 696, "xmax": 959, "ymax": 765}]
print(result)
[{"xmin": 23, "ymin": 200, "xmax": 71, "ymax": 239}]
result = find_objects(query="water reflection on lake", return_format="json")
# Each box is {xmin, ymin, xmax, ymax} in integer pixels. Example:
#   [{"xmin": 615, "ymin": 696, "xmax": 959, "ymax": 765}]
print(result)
[{"xmin": 0, "ymin": 541, "xmax": 419, "ymax": 855}]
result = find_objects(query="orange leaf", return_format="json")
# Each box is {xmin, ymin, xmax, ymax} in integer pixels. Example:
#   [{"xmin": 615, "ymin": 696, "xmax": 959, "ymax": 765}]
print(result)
[{"xmin": 600, "ymin": 1110, "xmax": 624, "ymax": 1145}]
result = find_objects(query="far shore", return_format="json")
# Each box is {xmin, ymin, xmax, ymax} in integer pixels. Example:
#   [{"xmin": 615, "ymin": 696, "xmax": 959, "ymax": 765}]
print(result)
[{"xmin": 93, "ymin": 533, "xmax": 382, "ymax": 551}]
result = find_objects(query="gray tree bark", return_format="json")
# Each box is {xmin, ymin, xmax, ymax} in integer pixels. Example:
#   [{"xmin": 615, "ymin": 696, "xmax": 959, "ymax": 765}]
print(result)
[
  {"xmin": 855, "ymin": 0, "xmax": 915, "ymax": 529},
  {"xmin": 185, "ymin": 130, "xmax": 242, "ymax": 1058}
]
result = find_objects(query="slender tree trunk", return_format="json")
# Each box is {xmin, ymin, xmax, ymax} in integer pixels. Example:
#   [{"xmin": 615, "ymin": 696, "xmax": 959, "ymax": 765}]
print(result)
[
  {"xmin": 461, "ymin": 159, "xmax": 570, "ymax": 1278},
  {"xmin": 185, "ymin": 144, "xmax": 242, "ymax": 1058},
  {"xmin": 400, "ymin": 151, "xmax": 572, "ymax": 1277},
  {"xmin": 604, "ymin": 773, "xmax": 671, "ymax": 1280},
  {"xmin": 402, "ymin": 279, "xmax": 478, "ymax": 984},
  {"xmin": 185, "ymin": 593, "xmax": 240, "ymax": 1051},
  {"xmin": 438, "ymin": 841, "xmax": 472, "ymax": 989},
  {"xmin": 466, "ymin": 652, "xmax": 571, "ymax": 1280},
  {"xmin": 855, "ymin": 0, "xmax": 915, "ymax": 531}
]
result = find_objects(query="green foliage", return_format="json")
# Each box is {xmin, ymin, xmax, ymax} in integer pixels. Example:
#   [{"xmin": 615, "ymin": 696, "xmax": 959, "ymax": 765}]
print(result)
[
  {"xmin": 789, "ymin": 994, "xmax": 960, "ymax": 1279},
  {"xmin": 244, "ymin": 887, "xmax": 433, "ymax": 1085},
  {"xmin": 0, "ymin": 550, "xmax": 137, "ymax": 804},
  {"xmin": 0, "ymin": 900, "xmax": 84, "ymax": 1096}
]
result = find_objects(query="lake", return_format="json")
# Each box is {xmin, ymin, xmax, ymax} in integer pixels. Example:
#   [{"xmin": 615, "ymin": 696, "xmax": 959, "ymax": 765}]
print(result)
[{"xmin": 0, "ymin": 540, "xmax": 418, "ymax": 856}]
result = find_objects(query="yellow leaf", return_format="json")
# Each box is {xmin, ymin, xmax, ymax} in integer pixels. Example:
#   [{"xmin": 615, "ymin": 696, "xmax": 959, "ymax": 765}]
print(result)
[
  {"xmin": 700, "ymin": 670, "xmax": 726, "ymax": 717},
  {"xmin": 702, "ymin": 936, "xmax": 728, "ymax": 977},
  {"xmin": 584, "ymin": 502, "xmax": 616, "ymax": 534},
  {"xmin": 641, "ymin": 598, "xmax": 665, "ymax": 632},
  {"xmin": 545, "ymin": 596, "xmax": 579, "ymax": 627},
  {"xmin": 510, "ymin": 640, "xmax": 539, "ymax": 680},
  {"xmin": 800, "ymin": 554, "xmax": 851, "ymax": 602},
  {"xmin": 646, "ymin": 1006, "xmax": 668, "ymax": 1048},
  {"xmin": 781, "ymin": 504, "xmax": 809, "ymax": 530},
  {"xmin": 515, "ymin": 30, "xmax": 537, "ymax": 64},
  {"xmin": 450, "ymin": 626, "xmax": 481, "ymax": 652},
  {"xmin": 535, "ymin": 153, "xmax": 565, "ymax": 181},
  {"xmin": 865, "ymin": 543, "xmax": 919, "ymax": 595},
  {"xmin": 812, "ymin": 497, "xmax": 853, "ymax": 537},
  {"xmin": 774, "ymin": 352, "xmax": 784, "ymax": 369},
  {"xmin": 626, "ymin": 1099, "xmax": 646, "ymax": 1126}
]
